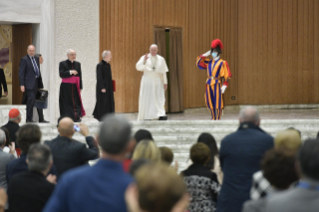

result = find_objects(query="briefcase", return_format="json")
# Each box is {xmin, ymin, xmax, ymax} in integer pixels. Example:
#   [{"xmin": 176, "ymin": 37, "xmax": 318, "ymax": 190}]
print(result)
[{"xmin": 36, "ymin": 89, "xmax": 48, "ymax": 103}]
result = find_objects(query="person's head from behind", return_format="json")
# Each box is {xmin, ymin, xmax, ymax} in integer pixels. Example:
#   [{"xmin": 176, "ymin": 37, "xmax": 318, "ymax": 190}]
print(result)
[
  {"xmin": 274, "ymin": 129, "xmax": 302, "ymax": 153},
  {"xmin": 57, "ymin": 117, "xmax": 75, "ymax": 138},
  {"xmin": 26, "ymin": 143, "xmax": 53, "ymax": 176},
  {"xmin": 132, "ymin": 140, "xmax": 161, "ymax": 163},
  {"xmin": 197, "ymin": 133, "xmax": 218, "ymax": 169},
  {"xmin": 133, "ymin": 163, "xmax": 188, "ymax": 212},
  {"xmin": 262, "ymin": 149, "xmax": 299, "ymax": 190},
  {"xmin": 239, "ymin": 106, "xmax": 260, "ymax": 126},
  {"xmin": 190, "ymin": 143, "xmax": 211, "ymax": 165},
  {"xmin": 16, "ymin": 124, "xmax": 41, "ymax": 153},
  {"xmin": 297, "ymin": 139, "xmax": 319, "ymax": 181},
  {"xmin": 159, "ymin": 147, "xmax": 174, "ymax": 165},
  {"xmin": 129, "ymin": 159, "xmax": 151, "ymax": 177},
  {"xmin": 8, "ymin": 108, "xmax": 21, "ymax": 124},
  {"xmin": 0, "ymin": 128, "xmax": 10, "ymax": 147},
  {"xmin": 134, "ymin": 129, "xmax": 153, "ymax": 144},
  {"xmin": 98, "ymin": 114, "xmax": 132, "ymax": 159},
  {"xmin": 0, "ymin": 129, "xmax": 6, "ymax": 148}
]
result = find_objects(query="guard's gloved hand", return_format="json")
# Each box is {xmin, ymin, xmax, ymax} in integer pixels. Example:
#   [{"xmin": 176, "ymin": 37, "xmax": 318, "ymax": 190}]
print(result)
[{"xmin": 221, "ymin": 85, "xmax": 227, "ymax": 94}]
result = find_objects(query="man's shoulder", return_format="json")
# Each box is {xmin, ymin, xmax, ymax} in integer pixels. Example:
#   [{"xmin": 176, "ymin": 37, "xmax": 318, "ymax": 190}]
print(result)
[
  {"xmin": 21, "ymin": 55, "xmax": 28, "ymax": 60},
  {"xmin": 0, "ymin": 151, "xmax": 15, "ymax": 161},
  {"xmin": 243, "ymin": 198, "xmax": 267, "ymax": 212}
]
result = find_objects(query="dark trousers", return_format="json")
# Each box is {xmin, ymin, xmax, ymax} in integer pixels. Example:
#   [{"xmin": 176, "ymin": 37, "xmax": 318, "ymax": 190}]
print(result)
[{"xmin": 25, "ymin": 80, "xmax": 39, "ymax": 121}]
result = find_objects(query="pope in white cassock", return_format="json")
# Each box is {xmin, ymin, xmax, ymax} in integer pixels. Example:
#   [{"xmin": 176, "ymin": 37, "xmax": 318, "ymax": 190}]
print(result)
[{"xmin": 136, "ymin": 44, "xmax": 168, "ymax": 121}]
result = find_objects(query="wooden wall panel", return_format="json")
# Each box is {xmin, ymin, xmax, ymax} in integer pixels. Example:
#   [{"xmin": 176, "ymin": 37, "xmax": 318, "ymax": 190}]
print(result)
[
  {"xmin": 100, "ymin": 0, "xmax": 319, "ymax": 112},
  {"xmin": 237, "ymin": 0, "xmax": 318, "ymax": 105}
]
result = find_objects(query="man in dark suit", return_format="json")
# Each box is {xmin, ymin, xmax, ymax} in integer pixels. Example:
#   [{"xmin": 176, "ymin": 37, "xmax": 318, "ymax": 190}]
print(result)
[
  {"xmin": 59, "ymin": 49, "xmax": 85, "ymax": 122},
  {"xmin": 19, "ymin": 45, "xmax": 44, "ymax": 123},
  {"xmin": 0, "ymin": 68, "xmax": 7, "ymax": 99},
  {"xmin": 7, "ymin": 143, "xmax": 55, "ymax": 212},
  {"xmin": 45, "ymin": 117, "xmax": 99, "ymax": 178},
  {"xmin": 216, "ymin": 106, "xmax": 274, "ymax": 212}
]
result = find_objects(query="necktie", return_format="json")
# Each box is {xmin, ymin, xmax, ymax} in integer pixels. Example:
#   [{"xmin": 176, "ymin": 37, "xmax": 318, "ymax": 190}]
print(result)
[{"xmin": 31, "ymin": 57, "xmax": 40, "ymax": 78}]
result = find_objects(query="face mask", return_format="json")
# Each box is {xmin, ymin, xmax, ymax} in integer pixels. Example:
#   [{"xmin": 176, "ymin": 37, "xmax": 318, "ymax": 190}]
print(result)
[{"xmin": 212, "ymin": 52, "xmax": 218, "ymax": 58}]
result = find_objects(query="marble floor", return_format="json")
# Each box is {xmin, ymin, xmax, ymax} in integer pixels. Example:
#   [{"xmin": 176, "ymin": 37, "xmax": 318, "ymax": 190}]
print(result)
[{"xmin": 120, "ymin": 107, "xmax": 319, "ymax": 121}]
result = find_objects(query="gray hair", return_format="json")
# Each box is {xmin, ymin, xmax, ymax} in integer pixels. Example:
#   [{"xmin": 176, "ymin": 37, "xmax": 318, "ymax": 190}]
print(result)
[
  {"xmin": 102, "ymin": 50, "xmax": 111, "ymax": 59},
  {"xmin": 67, "ymin": 49, "xmax": 76, "ymax": 55},
  {"xmin": 0, "ymin": 129, "xmax": 6, "ymax": 146},
  {"xmin": 27, "ymin": 143, "xmax": 52, "ymax": 172},
  {"xmin": 150, "ymin": 44, "xmax": 158, "ymax": 49},
  {"xmin": 9, "ymin": 114, "xmax": 21, "ymax": 122},
  {"xmin": 239, "ymin": 106, "xmax": 260, "ymax": 124},
  {"xmin": 99, "ymin": 114, "xmax": 131, "ymax": 154}
]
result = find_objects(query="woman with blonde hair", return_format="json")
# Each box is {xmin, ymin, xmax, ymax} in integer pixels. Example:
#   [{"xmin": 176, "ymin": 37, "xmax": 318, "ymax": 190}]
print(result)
[{"xmin": 132, "ymin": 140, "xmax": 161, "ymax": 163}]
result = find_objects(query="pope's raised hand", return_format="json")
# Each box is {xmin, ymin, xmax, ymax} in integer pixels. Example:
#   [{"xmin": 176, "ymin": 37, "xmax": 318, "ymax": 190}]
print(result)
[{"xmin": 144, "ymin": 54, "xmax": 149, "ymax": 61}]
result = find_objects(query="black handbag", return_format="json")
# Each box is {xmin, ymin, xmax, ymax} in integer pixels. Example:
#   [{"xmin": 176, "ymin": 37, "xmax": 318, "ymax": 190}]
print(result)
[{"xmin": 35, "ymin": 89, "xmax": 49, "ymax": 103}]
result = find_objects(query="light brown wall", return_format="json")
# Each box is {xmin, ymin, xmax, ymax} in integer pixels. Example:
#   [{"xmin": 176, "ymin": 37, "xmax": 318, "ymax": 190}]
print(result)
[
  {"xmin": 100, "ymin": 0, "xmax": 237, "ymax": 112},
  {"xmin": 238, "ymin": 0, "xmax": 319, "ymax": 104},
  {"xmin": 100, "ymin": 0, "xmax": 319, "ymax": 113}
]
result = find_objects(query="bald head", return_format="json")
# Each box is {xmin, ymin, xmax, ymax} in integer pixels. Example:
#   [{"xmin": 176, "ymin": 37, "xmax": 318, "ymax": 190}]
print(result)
[
  {"xmin": 58, "ymin": 117, "xmax": 74, "ymax": 137},
  {"xmin": 27, "ymin": 45, "xmax": 35, "ymax": 57},
  {"xmin": 239, "ymin": 106, "xmax": 260, "ymax": 125}
]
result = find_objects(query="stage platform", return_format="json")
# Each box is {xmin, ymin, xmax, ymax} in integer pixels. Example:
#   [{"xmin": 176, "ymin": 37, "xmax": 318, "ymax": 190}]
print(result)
[
  {"xmin": 37, "ymin": 106, "xmax": 319, "ymax": 172},
  {"xmin": 2, "ymin": 105, "xmax": 319, "ymax": 171}
]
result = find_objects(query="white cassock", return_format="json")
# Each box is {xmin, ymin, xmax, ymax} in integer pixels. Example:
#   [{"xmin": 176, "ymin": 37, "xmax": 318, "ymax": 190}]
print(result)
[{"xmin": 136, "ymin": 53, "xmax": 168, "ymax": 120}]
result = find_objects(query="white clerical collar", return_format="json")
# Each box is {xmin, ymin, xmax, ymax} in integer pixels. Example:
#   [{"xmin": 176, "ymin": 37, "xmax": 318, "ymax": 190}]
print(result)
[{"xmin": 148, "ymin": 53, "xmax": 157, "ymax": 58}]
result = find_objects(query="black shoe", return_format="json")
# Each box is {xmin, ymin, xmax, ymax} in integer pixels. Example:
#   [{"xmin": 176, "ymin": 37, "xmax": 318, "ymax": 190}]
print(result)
[
  {"xmin": 74, "ymin": 118, "xmax": 82, "ymax": 123},
  {"xmin": 39, "ymin": 119, "xmax": 49, "ymax": 123},
  {"xmin": 159, "ymin": 116, "xmax": 168, "ymax": 121},
  {"xmin": 26, "ymin": 119, "xmax": 34, "ymax": 123}
]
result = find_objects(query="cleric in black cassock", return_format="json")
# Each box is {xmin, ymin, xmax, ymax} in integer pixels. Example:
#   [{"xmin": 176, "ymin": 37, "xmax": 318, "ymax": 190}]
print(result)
[
  {"xmin": 93, "ymin": 50, "xmax": 115, "ymax": 121},
  {"xmin": 59, "ymin": 49, "xmax": 85, "ymax": 122}
]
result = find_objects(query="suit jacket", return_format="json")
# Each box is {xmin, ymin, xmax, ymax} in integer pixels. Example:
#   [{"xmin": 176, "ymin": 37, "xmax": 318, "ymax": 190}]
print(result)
[
  {"xmin": 18, "ymin": 55, "xmax": 43, "ymax": 90},
  {"xmin": 265, "ymin": 181, "xmax": 319, "ymax": 212},
  {"xmin": 7, "ymin": 171, "xmax": 55, "ymax": 212},
  {"xmin": 59, "ymin": 59, "xmax": 83, "ymax": 89},
  {"xmin": 216, "ymin": 122, "xmax": 274, "ymax": 212},
  {"xmin": 43, "ymin": 159, "xmax": 133, "ymax": 212},
  {"xmin": 0, "ymin": 68, "xmax": 7, "ymax": 98},
  {"xmin": 6, "ymin": 153, "xmax": 57, "ymax": 184},
  {"xmin": 44, "ymin": 135, "xmax": 99, "ymax": 178},
  {"xmin": 0, "ymin": 148, "xmax": 15, "ymax": 189}
]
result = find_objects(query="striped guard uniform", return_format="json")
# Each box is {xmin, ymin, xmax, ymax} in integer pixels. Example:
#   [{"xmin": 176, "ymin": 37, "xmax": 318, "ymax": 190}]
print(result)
[{"xmin": 196, "ymin": 55, "xmax": 232, "ymax": 120}]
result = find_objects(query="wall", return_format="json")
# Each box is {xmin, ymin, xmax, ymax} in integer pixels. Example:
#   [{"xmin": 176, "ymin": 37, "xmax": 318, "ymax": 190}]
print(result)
[
  {"xmin": 237, "ymin": 0, "xmax": 319, "ymax": 104},
  {"xmin": 99, "ymin": 0, "xmax": 238, "ymax": 113},
  {"xmin": 54, "ymin": 0, "xmax": 99, "ymax": 118},
  {"xmin": 100, "ymin": 0, "xmax": 319, "ymax": 113}
]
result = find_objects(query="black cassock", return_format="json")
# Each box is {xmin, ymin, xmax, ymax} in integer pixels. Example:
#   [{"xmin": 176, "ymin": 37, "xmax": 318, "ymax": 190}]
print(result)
[
  {"xmin": 59, "ymin": 59, "xmax": 83, "ymax": 121},
  {"xmin": 93, "ymin": 60, "xmax": 115, "ymax": 121}
]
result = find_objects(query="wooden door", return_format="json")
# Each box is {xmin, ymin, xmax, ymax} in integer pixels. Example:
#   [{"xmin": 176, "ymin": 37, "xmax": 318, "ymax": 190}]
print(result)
[{"xmin": 12, "ymin": 24, "xmax": 32, "ymax": 104}]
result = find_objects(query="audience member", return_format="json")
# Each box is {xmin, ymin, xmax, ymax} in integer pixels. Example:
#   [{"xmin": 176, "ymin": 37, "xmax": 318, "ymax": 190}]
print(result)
[
  {"xmin": 266, "ymin": 139, "xmax": 319, "ymax": 212},
  {"xmin": 1, "ymin": 128, "xmax": 17, "ymax": 158},
  {"xmin": 132, "ymin": 139, "xmax": 161, "ymax": 162},
  {"xmin": 125, "ymin": 163, "xmax": 189, "ymax": 212},
  {"xmin": 217, "ymin": 106, "xmax": 273, "ymax": 212},
  {"xmin": 181, "ymin": 143, "xmax": 220, "ymax": 212},
  {"xmin": 197, "ymin": 133, "xmax": 223, "ymax": 184},
  {"xmin": 123, "ymin": 138, "xmax": 136, "ymax": 173},
  {"xmin": 0, "ymin": 188, "xmax": 6, "ymax": 212},
  {"xmin": 128, "ymin": 159, "xmax": 151, "ymax": 176},
  {"xmin": 44, "ymin": 117, "xmax": 99, "ymax": 178},
  {"xmin": 6, "ymin": 124, "xmax": 57, "ymax": 184},
  {"xmin": 250, "ymin": 129, "xmax": 302, "ymax": 200},
  {"xmin": 7, "ymin": 143, "xmax": 55, "ymax": 212},
  {"xmin": 43, "ymin": 114, "xmax": 135, "ymax": 212},
  {"xmin": 134, "ymin": 129, "xmax": 153, "ymax": 143},
  {"xmin": 242, "ymin": 149, "xmax": 299, "ymax": 212},
  {"xmin": 2, "ymin": 108, "xmax": 21, "ymax": 149},
  {"xmin": 0, "ymin": 129, "xmax": 15, "ymax": 190},
  {"xmin": 159, "ymin": 146, "xmax": 174, "ymax": 164}
]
